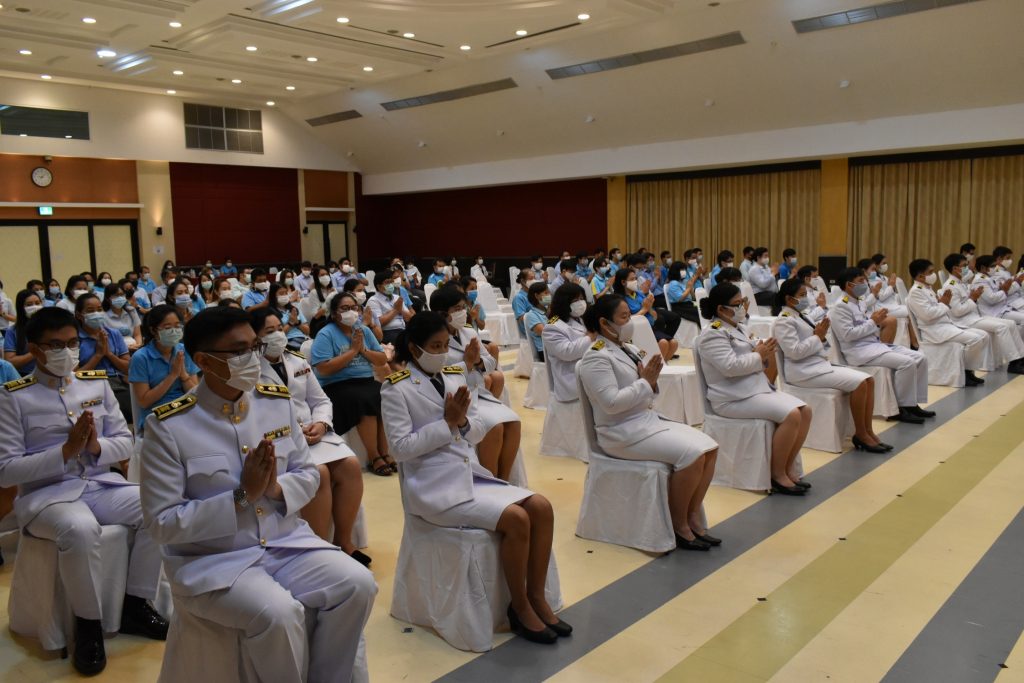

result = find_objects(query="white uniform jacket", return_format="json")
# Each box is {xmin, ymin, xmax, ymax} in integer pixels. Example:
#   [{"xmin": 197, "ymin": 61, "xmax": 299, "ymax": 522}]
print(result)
[
  {"xmin": 829, "ymin": 296, "xmax": 892, "ymax": 365},
  {"xmin": 974, "ymin": 274, "xmax": 1012, "ymax": 318},
  {"xmin": 576, "ymin": 336, "xmax": 668, "ymax": 450},
  {"xmin": 259, "ymin": 350, "xmax": 333, "ymax": 428},
  {"xmin": 694, "ymin": 320, "xmax": 772, "ymax": 405},
  {"xmin": 446, "ymin": 324, "xmax": 497, "ymax": 391},
  {"xmin": 380, "ymin": 363, "xmax": 495, "ymax": 518},
  {"xmin": 772, "ymin": 310, "xmax": 835, "ymax": 382},
  {"xmin": 991, "ymin": 267, "xmax": 1023, "ymax": 309},
  {"xmin": 141, "ymin": 381, "xmax": 332, "ymax": 597},
  {"xmin": 939, "ymin": 276, "xmax": 983, "ymax": 327},
  {"xmin": 0, "ymin": 369, "xmax": 135, "ymax": 526},
  {"xmin": 907, "ymin": 283, "xmax": 965, "ymax": 343},
  {"xmin": 542, "ymin": 316, "xmax": 591, "ymax": 402}
]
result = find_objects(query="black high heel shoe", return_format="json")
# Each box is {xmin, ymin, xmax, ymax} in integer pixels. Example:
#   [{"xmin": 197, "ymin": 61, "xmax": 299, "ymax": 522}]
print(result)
[
  {"xmin": 675, "ymin": 534, "xmax": 711, "ymax": 551},
  {"xmin": 695, "ymin": 532, "xmax": 723, "ymax": 546},
  {"xmin": 544, "ymin": 617, "xmax": 573, "ymax": 637},
  {"xmin": 771, "ymin": 479, "xmax": 806, "ymax": 496},
  {"xmin": 507, "ymin": 605, "xmax": 558, "ymax": 644},
  {"xmin": 792, "ymin": 480, "xmax": 812, "ymax": 490},
  {"xmin": 852, "ymin": 436, "xmax": 890, "ymax": 454}
]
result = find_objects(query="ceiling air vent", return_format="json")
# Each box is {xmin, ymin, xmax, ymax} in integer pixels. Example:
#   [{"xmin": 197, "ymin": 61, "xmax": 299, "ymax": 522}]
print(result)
[
  {"xmin": 793, "ymin": 0, "xmax": 985, "ymax": 34},
  {"xmin": 306, "ymin": 110, "xmax": 363, "ymax": 127},
  {"xmin": 380, "ymin": 78, "xmax": 518, "ymax": 112},
  {"xmin": 545, "ymin": 31, "xmax": 745, "ymax": 80}
]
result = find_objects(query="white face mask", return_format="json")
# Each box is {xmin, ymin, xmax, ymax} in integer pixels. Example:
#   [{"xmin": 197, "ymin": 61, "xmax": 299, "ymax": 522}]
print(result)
[
  {"xmin": 924, "ymin": 273, "xmax": 937, "ymax": 286},
  {"xmin": 416, "ymin": 346, "xmax": 448, "ymax": 375},
  {"xmin": 476, "ymin": 259, "xmax": 484, "ymax": 265},
  {"xmin": 319, "ymin": 275, "xmax": 332, "ymax": 287},
  {"xmin": 533, "ymin": 262, "xmax": 543, "ymax": 271},
  {"xmin": 44, "ymin": 347, "xmax": 80, "ymax": 377},
  {"xmin": 255, "ymin": 281, "xmax": 270, "ymax": 292},
  {"xmin": 216, "ymin": 352, "xmax": 262, "ymax": 393},
  {"xmin": 570, "ymin": 300, "xmax": 587, "ymax": 318},
  {"xmin": 218, "ymin": 289, "xmax": 234, "ymax": 300},
  {"xmin": 276, "ymin": 296, "xmax": 290, "ymax": 308},
  {"xmin": 688, "ymin": 259, "xmax": 697, "ymax": 267},
  {"xmin": 338, "ymin": 310, "xmax": 360, "ymax": 327},
  {"xmin": 100, "ymin": 278, "xmax": 112, "ymax": 286},
  {"xmin": 24, "ymin": 304, "xmax": 43, "ymax": 317},
  {"xmin": 724, "ymin": 261, "xmax": 734, "ymax": 268},
  {"xmin": 1002, "ymin": 258, "xmax": 1014, "ymax": 269},
  {"xmin": 606, "ymin": 317, "xmax": 634, "ymax": 343},
  {"xmin": 626, "ymin": 280, "xmax": 639, "ymax": 292},
  {"xmin": 302, "ymin": 269, "xmax": 312, "ymax": 276},
  {"xmin": 449, "ymin": 309, "xmax": 468, "ymax": 328},
  {"xmin": 879, "ymin": 263, "xmax": 889, "ymax": 273},
  {"xmin": 263, "ymin": 330, "xmax": 288, "ymax": 358},
  {"xmin": 72, "ymin": 288, "xmax": 89, "ymax": 299},
  {"xmin": 759, "ymin": 258, "xmax": 770, "ymax": 266},
  {"xmin": 342, "ymin": 264, "xmax": 354, "ymax": 274},
  {"xmin": 354, "ymin": 291, "xmax": 367, "ymax": 304},
  {"xmin": 729, "ymin": 304, "xmax": 747, "ymax": 324}
]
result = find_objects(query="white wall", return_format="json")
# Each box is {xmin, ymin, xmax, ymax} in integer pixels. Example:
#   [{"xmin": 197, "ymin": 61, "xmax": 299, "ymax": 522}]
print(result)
[
  {"xmin": 361, "ymin": 102, "xmax": 1024, "ymax": 195},
  {"xmin": 0, "ymin": 76, "xmax": 356, "ymax": 172}
]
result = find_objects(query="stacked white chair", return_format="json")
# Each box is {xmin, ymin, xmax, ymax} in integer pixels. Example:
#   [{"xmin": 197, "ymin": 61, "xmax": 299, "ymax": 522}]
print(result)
[
  {"xmin": 628, "ymin": 316, "xmax": 704, "ymax": 425},
  {"xmin": 692, "ymin": 346, "xmax": 799, "ymax": 491},
  {"xmin": 771, "ymin": 342, "xmax": 854, "ymax": 454},
  {"xmin": 474, "ymin": 285, "xmax": 517, "ymax": 346},
  {"xmin": 538, "ymin": 345, "xmax": 588, "ymax": 461},
  {"xmin": 573, "ymin": 370, "xmax": 677, "ymax": 553},
  {"xmin": 826, "ymin": 329, "xmax": 900, "ymax": 418}
]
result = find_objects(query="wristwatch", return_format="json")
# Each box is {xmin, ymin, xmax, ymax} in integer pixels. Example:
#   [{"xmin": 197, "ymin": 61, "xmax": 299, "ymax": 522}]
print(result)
[{"xmin": 233, "ymin": 487, "xmax": 250, "ymax": 509}]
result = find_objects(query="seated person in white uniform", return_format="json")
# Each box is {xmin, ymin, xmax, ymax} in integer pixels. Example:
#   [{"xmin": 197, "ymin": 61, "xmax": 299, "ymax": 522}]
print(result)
[
  {"xmin": 252, "ymin": 309, "xmax": 369, "ymax": 566},
  {"xmin": 430, "ymin": 285, "xmax": 521, "ymax": 481},
  {"xmin": 695, "ymin": 283, "xmax": 812, "ymax": 496},
  {"xmin": 541, "ymin": 283, "xmax": 592, "ymax": 403},
  {"xmin": 829, "ymin": 267, "xmax": 933, "ymax": 424},
  {"xmin": 942, "ymin": 254, "xmax": 1024, "ymax": 374},
  {"xmin": 796, "ymin": 265, "xmax": 829, "ymax": 324},
  {"xmin": 863, "ymin": 254, "xmax": 918, "ymax": 348},
  {"xmin": 771, "ymin": 280, "xmax": 891, "ymax": 453},
  {"xmin": 141, "ymin": 307, "xmax": 376, "ymax": 683},
  {"xmin": 991, "ymin": 246, "xmax": 1024, "ymax": 311},
  {"xmin": 906, "ymin": 258, "xmax": 990, "ymax": 387},
  {"xmin": 381, "ymin": 312, "xmax": 570, "ymax": 645},
  {"xmin": 0, "ymin": 308, "xmax": 167, "ymax": 676},
  {"xmin": 577, "ymin": 295, "xmax": 721, "ymax": 548},
  {"xmin": 973, "ymin": 256, "xmax": 1024, "ymax": 329},
  {"xmin": 747, "ymin": 247, "xmax": 779, "ymax": 307}
]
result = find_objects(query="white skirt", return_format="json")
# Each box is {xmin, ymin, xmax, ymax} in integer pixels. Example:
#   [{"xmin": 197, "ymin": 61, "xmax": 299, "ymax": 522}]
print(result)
[
  {"xmin": 308, "ymin": 435, "xmax": 357, "ymax": 466},
  {"xmin": 713, "ymin": 390, "xmax": 806, "ymax": 423},
  {"xmin": 477, "ymin": 393, "xmax": 521, "ymax": 433},
  {"xmin": 422, "ymin": 478, "xmax": 533, "ymax": 531},
  {"xmin": 789, "ymin": 366, "xmax": 870, "ymax": 393},
  {"xmin": 602, "ymin": 418, "xmax": 717, "ymax": 471}
]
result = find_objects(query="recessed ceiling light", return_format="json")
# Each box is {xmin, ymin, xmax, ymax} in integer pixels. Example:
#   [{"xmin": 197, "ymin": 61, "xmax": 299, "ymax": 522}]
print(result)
[
  {"xmin": 246, "ymin": 45, "xmax": 258, "ymax": 51},
  {"xmin": 285, "ymin": 85, "xmax": 296, "ymax": 90},
  {"xmin": 96, "ymin": 49, "xmax": 116, "ymax": 58},
  {"xmin": 82, "ymin": 17, "xmax": 96, "ymax": 24},
  {"xmin": 336, "ymin": 16, "xmax": 349, "ymax": 23},
  {"xmin": 362, "ymin": 65, "xmax": 373, "ymax": 72},
  {"xmin": 169, "ymin": 21, "xmax": 182, "ymax": 28},
  {"xmin": 172, "ymin": 69, "xmax": 184, "ymax": 75},
  {"xmin": 231, "ymin": 79, "xmax": 242, "ymax": 84},
  {"xmin": 460, "ymin": 44, "xmax": 471, "ymax": 51},
  {"xmin": 266, "ymin": 100, "xmax": 275, "ymax": 106},
  {"xmin": 306, "ymin": 56, "xmax": 317, "ymax": 62},
  {"xmin": 19, "ymin": 49, "xmax": 32, "ymax": 55},
  {"xmin": 403, "ymin": 32, "xmax": 414, "ymax": 38},
  {"xmin": 166, "ymin": 89, "xmax": 176, "ymax": 94},
  {"xmin": 40, "ymin": 74, "xmax": 51, "ymax": 79},
  {"xmin": 577, "ymin": 13, "xmax": 590, "ymax": 21},
  {"xmin": 515, "ymin": 29, "xmax": 528, "ymax": 36}
]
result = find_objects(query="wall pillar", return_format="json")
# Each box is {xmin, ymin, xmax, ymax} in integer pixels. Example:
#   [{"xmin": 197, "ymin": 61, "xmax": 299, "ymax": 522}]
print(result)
[
  {"xmin": 136, "ymin": 160, "xmax": 175, "ymax": 272},
  {"xmin": 607, "ymin": 176, "xmax": 627, "ymax": 251}
]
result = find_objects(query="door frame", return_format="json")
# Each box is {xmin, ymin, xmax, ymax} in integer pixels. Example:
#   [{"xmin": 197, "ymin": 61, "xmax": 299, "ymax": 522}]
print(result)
[
  {"xmin": 0, "ymin": 219, "xmax": 140, "ymax": 283},
  {"xmin": 306, "ymin": 220, "xmax": 348, "ymax": 264}
]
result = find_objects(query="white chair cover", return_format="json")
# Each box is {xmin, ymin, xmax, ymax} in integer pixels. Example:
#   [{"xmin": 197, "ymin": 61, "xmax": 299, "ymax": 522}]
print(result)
[
  {"xmin": 907, "ymin": 309, "xmax": 964, "ymax": 387},
  {"xmin": 364, "ymin": 270, "xmax": 376, "ymax": 292},
  {"xmin": 626, "ymin": 315, "xmax": 703, "ymax": 425},
  {"xmin": 423, "ymin": 283, "xmax": 437, "ymax": 309},
  {"xmin": 573, "ymin": 371, "xmax": 676, "ymax": 553},
  {"xmin": 739, "ymin": 280, "xmax": 773, "ymax": 317},
  {"xmin": 514, "ymin": 339, "xmax": 534, "ymax": 378},
  {"xmin": 9, "ymin": 525, "xmax": 131, "ymax": 651},
  {"xmin": 475, "ymin": 284, "xmax": 501, "ymax": 314},
  {"xmin": 480, "ymin": 311, "xmax": 519, "ymax": 346},
  {"xmin": 827, "ymin": 329, "xmax": 900, "ymax": 418},
  {"xmin": 674, "ymin": 319, "xmax": 699, "ymax": 349},
  {"xmin": 773, "ymin": 345, "xmax": 854, "ymax": 454},
  {"xmin": 522, "ymin": 362, "xmax": 549, "ymax": 410},
  {"xmin": 538, "ymin": 341, "xmax": 588, "ymax": 461},
  {"xmin": 693, "ymin": 287, "xmax": 711, "ymax": 329},
  {"xmin": 828, "ymin": 285, "xmax": 844, "ymax": 306},
  {"xmin": 546, "ymin": 266, "xmax": 557, "ymax": 283},
  {"xmin": 811, "ymin": 276, "xmax": 828, "ymax": 294}
]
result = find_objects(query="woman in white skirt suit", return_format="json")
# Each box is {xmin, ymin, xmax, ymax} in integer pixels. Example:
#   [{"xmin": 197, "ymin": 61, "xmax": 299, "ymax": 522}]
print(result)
[
  {"xmin": 576, "ymin": 294, "xmax": 721, "ymax": 551},
  {"xmin": 430, "ymin": 285, "xmax": 521, "ymax": 481},
  {"xmin": 695, "ymin": 283, "xmax": 812, "ymax": 496},
  {"xmin": 771, "ymin": 280, "xmax": 891, "ymax": 454},
  {"xmin": 251, "ymin": 309, "xmax": 369, "ymax": 565},
  {"xmin": 381, "ymin": 311, "xmax": 570, "ymax": 645}
]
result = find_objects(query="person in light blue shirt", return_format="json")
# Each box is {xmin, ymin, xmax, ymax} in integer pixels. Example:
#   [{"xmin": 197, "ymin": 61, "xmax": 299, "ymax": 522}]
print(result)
[
  {"xmin": 137, "ymin": 266, "xmax": 157, "ymax": 293},
  {"xmin": 658, "ymin": 251, "xmax": 673, "ymax": 283},
  {"xmin": 331, "ymin": 258, "xmax": 365, "ymax": 291},
  {"xmin": 522, "ymin": 283, "xmax": 551, "ymax": 361},
  {"xmin": 0, "ymin": 357, "xmax": 17, "ymax": 384},
  {"xmin": 665, "ymin": 261, "xmax": 702, "ymax": 332},
  {"xmin": 4, "ymin": 289, "xmax": 43, "ymax": 375},
  {"xmin": 512, "ymin": 270, "xmax": 533, "ymax": 336},
  {"xmin": 168, "ymin": 279, "xmax": 206, "ymax": 324},
  {"xmin": 612, "ymin": 268, "xmax": 679, "ymax": 361},
  {"xmin": 589, "ymin": 257, "xmax": 614, "ymax": 299},
  {"xmin": 427, "ymin": 259, "xmax": 448, "ymax": 287},
  {"xmin": 269, "ymin": 282, "xmax": 310, "ymax": 347},
  {"xmin": 574, "ymin": 252, "xmax": 593, "ymax": 282},
  {"xmin": 738, "ymin": 246, "xmax": 756, "ymax": 281},
  {"xmin": 242, "ymin": 268, "xmax": 271, "ymax": 310},
  {"xmin": 219, "ymin": 258, "xmax": 238, "ymax": 276},
  {"xmin": 778, "ymin": 248, "xmax": 798, "ymax": 280},
  {"xmin": 310, "ymin": 292, "xmax": 394, "ymax": 475},
  {"xmin": 607, "ymin": 248, "xmax": 623, "ymax": 275},
  {"xmin": 707, "ymin": 250, "xmax": 734, "ymax": 289},
  {"xmin": 75, "ymin": 292, "xmax": 133, "ymax": 422},
  {"xmin": 128, "ymin": 305, "xmax": 199, "ymax": 430},
  {"xmin": 550, "ymin": 260, "xmax": 577, "ymax": 295}
]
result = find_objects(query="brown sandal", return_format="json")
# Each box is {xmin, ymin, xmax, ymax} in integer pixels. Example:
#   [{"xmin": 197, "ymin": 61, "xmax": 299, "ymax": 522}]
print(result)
[
  {"xmin": 382, "ymin": 454, "xmax": 399, "ymax": 473},
  {"xmin": 369, "ymin": 456, "xmax": 392, "ymax": 477}
]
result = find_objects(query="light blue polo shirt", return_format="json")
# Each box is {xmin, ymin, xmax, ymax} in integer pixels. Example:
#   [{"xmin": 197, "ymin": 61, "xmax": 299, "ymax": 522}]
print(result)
[
  {"xmin": 4, "ymin": 327, "xmax": 33, "ymax": 374},
  {"xmin": 242, "ymin": 289, "xmax": 267, "ymax": 309},
  {"xmin": 77, "ymin": 326, "xmax": 129, "ymax": 377},
  {"xmin": 310, "ymin": 323, "xmax": 382, "ymax": 386},
  {"xmin": 524, "ymin": 306, "xmax": 547, "ymax": 353},
  {"xmin": 128, "ymin": 340, "xmax": 199, "ymax": 429}
]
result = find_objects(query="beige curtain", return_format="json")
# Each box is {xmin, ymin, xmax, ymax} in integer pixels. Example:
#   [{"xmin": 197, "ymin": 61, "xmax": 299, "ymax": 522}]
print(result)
[
  {"xmin": 848, "ymin": 153, "xmax": 1024, "ymax": 275},
  {"xmin": 626, "ymin": 168, "xmax": 820, "ymax": 263}
]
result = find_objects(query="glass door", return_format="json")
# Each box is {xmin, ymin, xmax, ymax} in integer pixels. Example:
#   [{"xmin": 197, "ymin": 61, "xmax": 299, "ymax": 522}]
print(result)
[
  {"xmin": 0, "ymin": 226, "xmax": 43, "ymax": 292},
  {"xmin": 47, "ymin": 225, "xmax": 92, "ymax": 286}
]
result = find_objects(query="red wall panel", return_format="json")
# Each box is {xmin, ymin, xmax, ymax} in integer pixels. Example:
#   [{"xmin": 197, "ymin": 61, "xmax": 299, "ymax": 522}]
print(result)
[
  {"xmin": 355, "ymin": 177, "xmax": 607, "ymax": 259},
  {"xmin": 169, "ymin": 163, "xmax": 300, "ymax": 265}
]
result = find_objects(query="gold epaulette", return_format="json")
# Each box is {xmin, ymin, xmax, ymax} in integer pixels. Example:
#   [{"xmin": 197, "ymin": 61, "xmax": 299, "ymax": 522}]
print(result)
[
  {"xmin": 710, "ymin": 321, "xmax": 722, "ymax": 329},
  {"xmin": 548, "ymin": 315, "xmax": 559, "ymax": 324},
  {"xmin": 590, "ymin": 339, "xmax": 605, "ymax": 351},
  {"xmin": 154, "ymin": 395, "xmax": 197, "ymax": 420},
  {"xmin": 75, "ymin": 370, "xmax": 108, "ymax": 380},
  {"xmin": 441, "ymin": 365, "xmax": 463, "ymax": 374},
  {"xmin": 255, "ymin": 384, "xmax": 290, "ymax": 398},
  {"xmin": 386, "ymin": 369, "xmax": 411, "ymax": 384},
  {"xmin": 842, "ymin": 296, "xmax": 850, "ymax": 303},
  {"xmin": 3, "ymin": 376, "xmax": 36, "ymax": 392},
  {"xmin": 285, "ymin": 348, "xmax": 306, "ymax": 360},
  {"xmin": 780, "ymin": 312, "xmax": 790, "ymax": 317}
]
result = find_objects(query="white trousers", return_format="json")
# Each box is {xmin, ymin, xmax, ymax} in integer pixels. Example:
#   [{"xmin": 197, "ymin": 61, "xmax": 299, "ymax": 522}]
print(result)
[
  {"xmin": 1002, "ymin": 309, "xmax": 1024, "ymax": 337},
  {"xmin": 176, "ymin": 547, "xmax": 376, "ymax": 683},
  {"xmin": 974, "ymin": 317, "xmax": 1024, "ymax": 366},
  {"xmin": 947, "ymin": 328, "xmax": 991, "ymax": 371},
  {"xmin": 25, "ymin": 481, "xmax": 161, "ymax": 620},
  {"xmin": 869, "ymin": 347, "xmax": 928, "ymax": 407}
]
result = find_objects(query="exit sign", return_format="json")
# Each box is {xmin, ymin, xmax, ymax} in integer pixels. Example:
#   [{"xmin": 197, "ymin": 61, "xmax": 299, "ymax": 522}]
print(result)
[{"xmin": 38, "ymin": 206, "xmax": 53, "ymax": 216}]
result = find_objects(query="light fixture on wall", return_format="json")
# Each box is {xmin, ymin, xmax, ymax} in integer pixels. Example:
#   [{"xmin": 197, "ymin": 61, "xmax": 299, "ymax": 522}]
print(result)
[
  {"xmin": 156, "ymin": 226, "xmax": 163, "ymax": 236},
  {"xmin": 302, "ymin": 226, "xmax": 309, "ymax": 234}
]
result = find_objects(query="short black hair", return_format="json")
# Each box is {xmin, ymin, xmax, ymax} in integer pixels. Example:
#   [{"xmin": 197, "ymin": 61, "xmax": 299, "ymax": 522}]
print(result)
[
  {"xmin": 699, "ymin": 283, "xmax": 740, "ymax": 321},
  {"xmin": 74, "ymin": 292, "xmax": 101, "ymax": 315},
  {"xmin": 430, "ymin": 284, "xmax": 466, "ymax": 313},
  {"xmin": 856, "ymin": 258, "xmax": 873, "ymax": 271},
  {"xmin": 667, "ymin": 261, "xmax": 686, "ymax": 282},
  {"xmin": 742, "ymin": 246, "xmax": 754, "ymax": 256},
  {"xmin": 660, "ymin": 250, "xmax": 671, "ymax": 259},
  {"xmin": 301, "ymin": 260, "xmax": 312, "ymax": 268},
  {"xmin": 976, "ymin": 255, "xmax": 996, "ymax": 271},
  {"xmin": 250, "ymin": 267, "xmax": 267, "ymax": 280},
  {"xmin": 184, "ymin": 307, "xmax": 253, "ymax": 357},
  {"xmin": 550, "ymin": 282, "xmax": 585, "ymax": 321},
  {"xmin": 250, "ymin": 307, "xmax": 281, "ymax": 332},
  {"xmin": 753, "ymin": 247, "xmax": 769, "ymax": 260},
  {"xmin": 559, "ymin": 259, "xmax": 575, "ymax": 274},
  {"xmin": 717, "ymin": 250, "xmax": 734, "ymax": 265},
  {"xmin": 626, "ymin": 254, "xmax": 646, "ymax": 267},
  {"xmin": 142, "ymin": 304, "xmax": 180, "ymax": 343},
  {"xmin": 960, "ymin": 243, "xmax": 975, "ymax": 254},
  {"xmin": 993, "ymin": 246, "xmax": 1013, "ymax": 259},
  {"xmin": 527, "ymin": 281, "xmax": 549, "ymax": 307},
  {"xmin": 837, "ymin": 267, "xmax": 865, "ymax": 290},
  {"xmin": 374, "ymin": 270, "xmax": 392, "ymax": 287},
  {"xmin": 909, "ymin": 259, "xmax": 932, "ymax": 279},
  {"xmin": 943, "ymin": 253, "xmax": 966, "ymax": 273},
  {"xmin": 871, "ymin": 253, "xmax": 886, "ymax": 265},
  {"xmin": 394, "ymin": 311, "xmax": 448, "ymax": 364},
  {"xmin": 796, "ymin": 265, "xmax": 817, "ymax": 281},
  {"xmin": 25, "ymin": 307, "xmax": 77, "ymax": 344},
  {"xmin": 582, "ymin": 293, "xmax": 625, "ymax": 333},
  {"xmin": 717, "ymin": 267, "xmax": 742, "ymax": 283},
  {"xmin": 783, "ymin": 248, "xmax": 797, "ymax": 258}
]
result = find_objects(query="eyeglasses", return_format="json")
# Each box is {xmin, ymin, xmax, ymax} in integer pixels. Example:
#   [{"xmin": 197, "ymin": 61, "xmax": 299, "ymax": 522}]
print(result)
[
  {"xmin": 202, "ymin": 342, "xmax": 267, "ymax": 360},
  {"xmin": 36, "ymin": 339, "xmax": 81, "ymax": 351}
]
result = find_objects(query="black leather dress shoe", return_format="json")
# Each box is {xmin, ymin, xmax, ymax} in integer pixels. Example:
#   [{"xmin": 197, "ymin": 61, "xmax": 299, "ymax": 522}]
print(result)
[
  {"xmin": 909, "ymin": 406, "xmax": 936, "ymax": 418},
  {"xmin": 544, "ymin": 618, "xmax": 573, "ymax": 637},
  {"xmin": 120, "ymin": 595, "xmax": 169, "ymax": 641},
  {"xmin": 770, "ymin": 479, "xmax": 806, "ymax": 496},
  {"xmin": 695, "ymin": 532, "xmax": 723, "ymax": 546},
  {"xmin": 349, "ymin": 549, "xmax": 372, "ymax": 567},
  {"xmin": 507, "ymin": 605, "xmax": 558, "ymax": 644},
  {"xmin": 853, "ymin": 436, "xmax": 889, "ymax": 453},
  {"xmin": 965, "ymin": 371, "xmax": 984, "ymax": 386},
  {"xmin": 676, "ymin": 534, "xmax": 711, "ymax": 550},
  {"xmin": 1007, "ymin": 360, "xmax": 1024, "ymax": 375},
  {"xmin": 73, "ymin": 617, "xmax": 106, "ymax": 676},
  {"xmin": 892, "ymin": 408, "xmax": 925, "ymax": 424}
]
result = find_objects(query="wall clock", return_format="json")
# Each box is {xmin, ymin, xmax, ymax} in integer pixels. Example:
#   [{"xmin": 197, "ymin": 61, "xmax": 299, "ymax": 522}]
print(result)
[{"xmin": 31, "ymin": 166, "xmax": 53, "ymax": 187}]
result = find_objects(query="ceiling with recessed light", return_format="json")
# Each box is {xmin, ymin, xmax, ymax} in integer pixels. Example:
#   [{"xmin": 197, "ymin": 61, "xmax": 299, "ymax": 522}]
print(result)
[{"xmin": 0, "ymin": 0, "xmax": 1022, "ymax": 179}]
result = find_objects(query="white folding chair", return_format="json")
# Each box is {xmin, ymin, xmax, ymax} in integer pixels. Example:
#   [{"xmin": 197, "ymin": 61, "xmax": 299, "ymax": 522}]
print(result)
[
  {"xmin": 627, "ymin": 316, "xmax": 703, "ymax": 425},
  {"xmin": 739, "ymin": 280, "xmax": 772, "ymax": 317},
  {"xmin": 693, "ymin": 287, "xmax": 711, "ymax": 330},
  {"xmin": 546, "ymin": 266, "xmax": 557, "ymax": 283},
  {"xmin": 538, "ymin": 340, "xmax": 588, "ymax": 460},
  {"xmin": 423, "ymin": 283, "xmax": 437, "ymax": 310},
  {"xmin": 522, "ymin": 361, "xmax": 549, "ymax": 410},
  {"xmin": 364, "ymin": 270, "xmax": 376, "ymax": 293}
]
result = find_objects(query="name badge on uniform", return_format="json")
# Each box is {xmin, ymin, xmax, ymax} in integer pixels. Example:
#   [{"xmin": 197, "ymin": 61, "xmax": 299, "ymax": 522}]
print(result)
[
  {"xmin": 264, "ymin": 425, "xmax": 292, "ymax": 440},
  {"xmin": 81, "ymin": 398, "xmax": 102, "ymax": 408}
]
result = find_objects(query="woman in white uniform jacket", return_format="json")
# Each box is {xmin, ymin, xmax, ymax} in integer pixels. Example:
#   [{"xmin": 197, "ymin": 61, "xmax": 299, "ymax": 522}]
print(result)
[
  {"xmin": 251, "ymin": 310, "xmax": 368, "ymax": 565},
  {"xmin": 771, "ymin": 280, "xmax": 890, "ymax": 454},
  {"xmin": 381, "ymin": 312, "xmax": 570, "ymax": 645},
  {"xmin": 430, "ymin": 285, "xmax": 521, "ymax": 481},
  {"xmin": 576, "ymin": 294, "xmax": 721, "ymax": 551},
  {"xmin": 695, "ymin": 283, "xmax": 812, "ymax": 496},
  {"xmin": 542, "ymin": 283, "xmax": 592, "ymax": 402}
]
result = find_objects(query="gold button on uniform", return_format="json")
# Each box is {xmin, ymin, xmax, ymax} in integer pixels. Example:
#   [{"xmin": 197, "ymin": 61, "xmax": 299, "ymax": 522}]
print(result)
[
  {"xmin": 241, "ymin": 445, "xmax": 250, "ymax": 454},
  {"xmin": 67, "ymin": 411, "xmax": 74, "ymax": 417},
  {"xmin": 260, "ymin": 538, "xmax": 267, "ymax": 547},
  {"xmin": 232, "ymin": 416, "xmax": 241, "ymax": 424},
  {"xmin": 255, "ymin": 507, "xmax": 263, "ymax": 515}
]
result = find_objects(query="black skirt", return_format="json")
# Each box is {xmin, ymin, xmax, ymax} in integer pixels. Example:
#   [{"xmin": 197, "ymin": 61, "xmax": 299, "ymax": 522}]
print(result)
[{"xmin": 322, "ymin": 376, "xmax": 382, "ymax": 434}]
